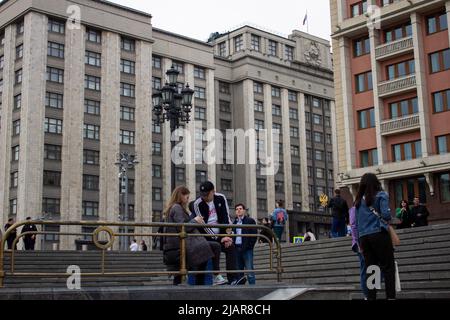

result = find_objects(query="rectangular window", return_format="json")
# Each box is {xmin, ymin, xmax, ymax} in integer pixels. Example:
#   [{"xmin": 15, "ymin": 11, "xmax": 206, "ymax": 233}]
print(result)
[
  {"xmin": 254, "ymin": 100, "xmax": 264, "ymax": 112},
  {"xmin": 314, "ymin": 132, "xmax": 323, "ymax": 143},
  {"xmin": 194, "ymin": 66, "xmax": 205, "ymax": 79},
  {"xmin": 85, "ymin": 75, "xmax": 101, "ymax": 91},
  {"xmin": 257, "ymin": 178, "xmax": 266, "ymax": 191},
  {"xmin": 254, "ymin": 82, "xmax": 263, "ymax": 94},
  {"xmin": 291, "ymin": 145, "xmax": 300, "ymax": 157},
  {"xmin": 440, "ymin": 173, "xmax": 450, "ymax": 203},
  {"xmin": 221, "ymin": 179, "xmax": 233, "ymax": 192},
  {"xmin": 290, "ymin": 127, "xmax": 299, "ymax": 138},
  {"xmin": 353, "ymin": 36, "xmax": 370, "ymax": 57},
  {"xmin": 194, "ymin": 86, "xmax": 206, "ymax": 99},
  {"xmin": 84, "ymin": 99, "xmax": 100, "ymax": 115},
  {"xmin": 152, "ymin": 142, "xmax": 162, "ymax": 156},
  {"xmin": 120, "ymin": 130, "xmax": 135, "ymax": 145},
  {"xmin": 218, "ymin": 42, "xmax": 226, "ymax": 57},
  {"xmin": 42, "ymin": 198, "xmax": 60, "ymax": 215},
  {"xmin": 83, "ymin": 175, "xmax": 99, "ymax": 191},
  {"xmin": 219, "ymin": 82, "xmax": 230, "ymax": 94},
  {"xmin": 16, "ymin": 44, "xmax": 23, "ymax": 59},
  {"xmin": 433, "ymin": 89, "xmax": 450, "ymax": 113},
  {"xmin": 84, "ymin": 124, "xmax": 100, "ymax": 140},
  {"xmin": 83, "ymin": 201, "xmax": 99, "ymax": 217},
  {"xmin": 152, "ymin": 77, "xmax": 161, "ymax": 90},
  {"xmin": 234, "ymin": 35, "xmax": 243, "ymax": 52},
  {"xmin": 272, "ymin": 104, "xmax": 281, "ymax": 116},
  {"xmin": 255, "ymin": 119, "xmax": 265, "ymax": 131},
  {"xmin": 292, "ymin": 164, "xmax": 301, "ymax": 176},
  {"xmin": 429, "ymin": 48, "xmax": 450, "ymax": 73},
  {"xmin": 44, "ymin": 144, "xmax": 62, "ymax": 160},
  {"xmin": 389, "ymin": 97, "xmax": 418, "ymax": 118},
  {"xmin": 48, "ymin": 19, "xmax": 65, "ymax": 34},
  {"xmin": 86, "ymin": 28, "xmax": 101, "ymax": 43},
  {"xmin": 83, "ymin": 150, "xmax": 100, "ymax": 165},
  {"xmin": 152, "ymin": 120, "xmax": 161, "ymax": 134},
  {"xmin": 16, "ymin": 20, "xmax": 24, "ymax": 35},
  {"xmin": 46, "ymin": 92, "xmax": 63, "ymax": 109},
  {"xmin": 351, "ymin": 1, "xmax": 368, "ymax": 17},
  {"xmin": 289, "ymin": 108, "xmax": 298, "ymax": 120},
  {"xmin": 427, "ymin": 12, "xmax": 448, "ymax": 35},
  {"xmin": 120, "ymin": 106, "xmax": 135, "ymax": 121},
  {"xmin": 219, "ymin": 100, "xmax": 231, "ymax": 113},
  {"xmin": 272, "ymin": 87, "xmax": 281, "ymax": 98},
  {"xmin": 285, "ymin": 45, "xmax": 294, "ymax": 61},
  {"xmin": 48, "ymin": 42, "xmax": 64, "ymax": 58},
  {"xmin": 46, "ymin": 67, "xmax": 64, "ymax": 83},
  {"xmin": 392, "ymin": 140, "xmax": 422, "ymax": 162},
  {"xmin": 10, "ymin": 172, "xmax": 18, "ymax": 188},
  {"xmin": 0, "ymin": 55, "xmax": 4, "ymax": 69},
  {"xmin": 288, "ymin": 91, "xmax": 297, "ymax": 102},
  {"xmin": 306, "ymin": 129, "xmax": 311, "ymax": 141},
  {"xmin": 83, "ymin": 51, "xmax": 101, "ymax": 67},
  {"xmin": 305, "ymin": 112, "xmax": 311, "ymax": 123},
  {"xmin": 437, "ymin": 135, "xmax": 450, "ymax": 154},
  {"xmin": 43, "ymin": 171, "xmax": 61, "ymax": 187},
  {"xmin": 120, "ymin": 83, "xmax": 135, "ymax": 97},
  {"xmin": 326, "ymin": 134, "xmax": 332, "ymax": 144},
  {"xmin": 195, "ymin": 107, "xmax": 206, "ymax": 120},
  {"xmin": 196, "ymin": 171, "xmax": 208, "ymax": 183},
  {"xmin": 172, "ymin": 61, "xmax": 184, "ymax": 74},
  {"xmin": 313, "ymin": 114, "xmax": 322, "ymax": 125},
  {"xmin": 315, "ymin": 150, "xmax": 324, "ymax": 161},
  {"xmin": 275, "ymin": 181, "xmax": 284, "ymax": 193},
  {"xmin": 268, "ymin": 40, "xmax": 278, "ymax": 56},
  {"xmin": 355, "ymin": 71, "xmax": 373, "ymax": 93},
  {"xmin": 45, "ymin": 118, "xmax": 63, "ymax": 134},
  {"xmin": 15, "ymin": 69, "xmax": 23, "ymax": 84},
  {"xmin": 10, "ymin": 199, "xmax": 17, "ymax": 216},
  {"xmin": 384, "ymin": 23, "xmax": 412, "ymax": 43},
  {"xmin": 251, "ymin": 34, "xmax": 260, "ymax": 51},
  {"xmin": 175, "ymin": 167, "xmax": 185, "ymax": 182},
  {"xmin": 152, "ymin": 56, "xmax": 161, "ymax": 69},
  {"xmin": 358, "ymin": 107, "xmax": 375, "ymax": 129},
  {"xmin": 152, "ymin": 165, "xmax": 162, "ymax": 178},
  {"xmin": 120, "ymin": 59, "xmax": 135, "ymax": 74},
  {"xmin": 12, "ymin": 146, "xmax": 20, "ymax": 161},
  {"xmin": 14, "ymin": 94, "xmax": 22, "ymax": 110},
  {"xmin": 316, "ymin": 168, "xmax": 325, "ymax": 179},
  {"xmin": 386, "ymin": 59, "xmax": 415, "ymax": 80},
  {"xmin": 12, "ymin": 120, "xmax": 20, "ymax": 136},
  {"xmin": 272, "ymin": 123, "xmax": 282, "ymax": 132},
  {"xmin": 121, "ymin": 37, "xmax": 135, "ymax": 52},
  {"xmin": 360, "ymin": 148, "xmax": 379, "ymax": 167}
]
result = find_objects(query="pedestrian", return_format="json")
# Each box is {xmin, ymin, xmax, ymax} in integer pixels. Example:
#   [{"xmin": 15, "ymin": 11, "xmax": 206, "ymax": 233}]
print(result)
[
  {"xmin": 233, "ymin": 203, "xmax": 257, "ymax": 285},
  {"xmin": 271, "ymin": 200, "xmax": 288, "ymax": 242},
  {"xmin": 21, "ymin": 217, "xmax": 38, "ymax": 251},
  {"xmin": 141, "ymin": 240, "xmax": 148, "ymax": 251},
  {"xmin": 411, "ymin": 197, "xmax": 430, "ymax": 228},
  {"xmin": 396, "ymin": 200, "xmax": 413, "ymax": 229},
  {"xmin": 354, "ymin": 173, "xmax": 396, "ymax": 300},
  {"xmin": 4, "ymin": 218, "xmax": 17, "ymax": 250},
  {"xmin": 130, "ymin": 239, "xmax": 139, "ymax": 252},
  {"xmin": 328, "ymin": 189, "xmax": 349, "ymax": 238},
  {"xmin": 259, "ymin": 217, "xmax": 273, "ymax": 244},
  {"xmin": 304, "ymin": 228, "xmax": 316, "ymax": 242},
  {"xmin": 192, "ymin": 181, "xmax": 239, "ymax": 285},
  {"xmin": 349, "ymin": 206, "xmax": 369, "ymax": 300},
  {"xmin": 164, "ymin": 186, "xmax": 226, "ymax": 286}
]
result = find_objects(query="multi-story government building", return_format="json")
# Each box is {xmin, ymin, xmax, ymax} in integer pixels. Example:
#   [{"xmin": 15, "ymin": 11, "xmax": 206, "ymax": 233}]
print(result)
[
  {"xmin": 0, "ymin": 0, "xmax": 335, "ymax": 249},
  {"xmin": 330, "ymin": 0, "xmax": 450, "ymax": 223}
]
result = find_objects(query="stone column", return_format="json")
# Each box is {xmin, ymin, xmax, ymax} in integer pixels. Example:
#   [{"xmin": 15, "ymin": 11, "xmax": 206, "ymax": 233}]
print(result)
[
  {"xmin": 185, "ymin": 64, "xmax": 196, "ymax": 194},
  {"xmin": 60, "ymin": 23, "xmax": 86, "ymax": 250},
  {"xmin": 263, "ymin": 84, "xmax": 275, "ymax": 213},
  {"xmin": 339, "ymin": 37, "xmax": 356, "ymax": 171},
  {"xmin": 298, "ymin": 93, "xmax": 310, "ymax": 212},
  {"xmin": 281, "ymin": 89, "xmax": 293, "ymax": 211},
  {"xmin": 330, "ymin": 100, "xmax": 339, "ymax": 187},
  {"xmin": 411, "ymin": 12, "xmax": 432, "ymax": 157},
  {"xmin": 162, "ymin": 58, "xmax": 172, "ymax": 202},
  {"xmin": 369, "ymin": 28, "xmax": 386, "ymax": 165},
  {"xmin": 0, "ymin": 26, "xmax": 15, "ymax": 227},
  {"xmin": 135, "ymin": 40, "xmax": 153, "ymax": 245},
  {"xmin": 17, "ymin": 12, "xmax": 48, "ymax": 226},
  {"xmin": 206, "ymin": 68, "xmax": 217, "ymax": 185},
  {"xmin": 243, "ymin": 80, "xmax": 257, "ymax": 219},
  {"xmin": 99, "ymin": 32, "xmax": 120, "ymax": 249}
]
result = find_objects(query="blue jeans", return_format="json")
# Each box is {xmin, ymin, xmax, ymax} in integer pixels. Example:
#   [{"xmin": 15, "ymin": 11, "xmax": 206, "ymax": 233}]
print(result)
[
  {"xmin": 236, "ymin": 246, "xmax": 255, "ymax": 285},
  {"xmin": 331, "ymin": 217, "xmax": 346, "ymax": 238},
  {"xmin": 357, "ymin": 252, "xmax": 369, "ymax": 299}
]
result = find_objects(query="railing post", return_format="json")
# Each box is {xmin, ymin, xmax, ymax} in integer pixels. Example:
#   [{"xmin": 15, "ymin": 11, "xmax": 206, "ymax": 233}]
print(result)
[{"xmin": 179, "ymin": 225, "xmax": 188, "ymax": 284}]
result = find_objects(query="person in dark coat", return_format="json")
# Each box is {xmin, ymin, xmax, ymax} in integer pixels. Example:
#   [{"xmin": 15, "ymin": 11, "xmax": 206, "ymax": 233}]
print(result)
[
  {"xmin": 396, "ymin": 200, "xmax": 413, "ymax": 229},
  {"xmin": 411, "ymin": 197, "xmax": 430, "ymax": 227},
  {"xmin": 233, "ymin": 203, "xmax": 257, "ymax": 285},
  {"xmin": 140, "ymin": 240, "xmax": 148, "ymax": 251},
  {"xmin": 328, "ymin": 189, "xmax": 350, "ymax": 238},
  {"xmin": 4, "ymin": 218, "xmax": 17, "ymax": 250},
  {"xmin": 21, "ymin": 217, "xmax": 38, "ymax": 250}
]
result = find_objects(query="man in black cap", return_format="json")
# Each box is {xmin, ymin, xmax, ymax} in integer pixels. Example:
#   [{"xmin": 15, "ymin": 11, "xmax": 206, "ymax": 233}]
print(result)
[
  {"xmin": 191, "ymin": 181, "xmax": 239, "ymax": 285},
  {"xmin": 21, "ymin": 217, "xmax": 38, "ymax": 250},
  {"xmin": 4, "ymin": 218, "xmax": 17, "ymax": 250}
]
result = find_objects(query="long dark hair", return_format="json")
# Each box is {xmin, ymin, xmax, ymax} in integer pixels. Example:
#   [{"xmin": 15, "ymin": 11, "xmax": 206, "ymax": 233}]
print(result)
[{"xmin": 354, "ymin": 173, "xmax": 382, "ymax": 208}]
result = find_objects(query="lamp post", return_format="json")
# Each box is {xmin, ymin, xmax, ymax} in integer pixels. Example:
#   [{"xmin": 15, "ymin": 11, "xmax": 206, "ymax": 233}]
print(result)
[
  {"xmin": 152, "ymin": 65, "xmax": 195, "ymax": 191},
  {"xmin": 115, "ymin": 152, "xmax": 139, "ymax": 251}
]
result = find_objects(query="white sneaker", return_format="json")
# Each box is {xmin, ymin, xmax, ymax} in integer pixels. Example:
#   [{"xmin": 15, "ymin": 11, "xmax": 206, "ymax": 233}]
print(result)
[{"xmin": 213, "ymin": 275, "xmax": 227, "ymax": 286}]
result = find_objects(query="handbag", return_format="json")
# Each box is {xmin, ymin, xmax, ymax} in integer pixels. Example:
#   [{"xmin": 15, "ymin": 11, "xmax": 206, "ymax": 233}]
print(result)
[{"xmin": 369, "ymin": 206, "xmax": 401, "ymax": 247}]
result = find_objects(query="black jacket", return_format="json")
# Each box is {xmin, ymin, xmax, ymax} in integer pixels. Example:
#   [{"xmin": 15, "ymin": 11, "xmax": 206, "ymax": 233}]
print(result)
[
  {"xmin": 411, "ymin": 205, "xmax": 430, "ymax": 227},
  {"xmin": 190, "ymin": 193, "xmax": 232, "ymax": 240},
  {"xmin": 21, "ymin": 224, "xmax": 37, "ymax": 241},
  {"xmin": 328, "ymin": 196, "xmax": 349, "ymax": 221},
  {"xmin": 233, "ymin": 216, "xmax": 257, "ymax": 251}
]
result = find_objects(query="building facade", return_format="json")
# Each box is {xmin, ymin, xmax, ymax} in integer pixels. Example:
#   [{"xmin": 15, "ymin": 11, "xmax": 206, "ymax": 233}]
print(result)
[
  {"xmin": 0, "ymin": 0, "xmax": 334, "ymax": 249},
  {"xmin": 330, "ymin": 0, "xmax": 450, "ymax": 223}
]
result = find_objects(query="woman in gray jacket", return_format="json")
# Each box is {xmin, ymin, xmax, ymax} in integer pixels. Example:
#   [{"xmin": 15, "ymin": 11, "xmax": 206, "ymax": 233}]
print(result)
[{"xmin": 163, "ymin": 186, "xmax": 225, "ymax": 285}]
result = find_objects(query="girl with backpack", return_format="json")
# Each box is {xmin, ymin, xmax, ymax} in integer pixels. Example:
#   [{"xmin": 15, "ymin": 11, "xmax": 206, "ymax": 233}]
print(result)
[{"xmin": 271, "ymin": 200, "xmax": 288, "ymax": 242}]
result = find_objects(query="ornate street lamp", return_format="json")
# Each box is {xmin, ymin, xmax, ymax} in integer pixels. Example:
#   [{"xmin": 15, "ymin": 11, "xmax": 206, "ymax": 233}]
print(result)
[{"xmin": 152, "ymin": 65, "xmax": 194, "ymax": 191}]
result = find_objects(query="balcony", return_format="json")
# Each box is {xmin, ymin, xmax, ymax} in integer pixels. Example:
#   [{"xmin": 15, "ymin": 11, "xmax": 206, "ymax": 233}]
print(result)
[
  {"xmin": 380, "ymin": 114, "xmax": 420, "ymax": 136},
  {"xmin": 375, "ymin": 37, "xmax": 414, "ymax": 61},
  {"xmin": 378, "ymin": 74, "xmax": 416, "ymax": 98}
]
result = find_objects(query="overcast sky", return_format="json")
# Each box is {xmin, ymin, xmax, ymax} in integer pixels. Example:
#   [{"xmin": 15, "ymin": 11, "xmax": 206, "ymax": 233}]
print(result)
[{"xmin": 109, "ymin": 0, "xmax": 332, "ymax": 42}]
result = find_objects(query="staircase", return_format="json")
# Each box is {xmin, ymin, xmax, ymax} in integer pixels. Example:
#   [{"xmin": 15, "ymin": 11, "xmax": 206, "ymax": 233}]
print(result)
[{"xmin": 1, "ymin": 223, "xmax": 449, "ymax": 299}]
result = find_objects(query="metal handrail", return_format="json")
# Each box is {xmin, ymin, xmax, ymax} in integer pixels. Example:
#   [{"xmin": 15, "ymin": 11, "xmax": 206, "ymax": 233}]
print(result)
[{"xmin": 0, "ymin": 220, "xmax": 282, "ymax": 287}]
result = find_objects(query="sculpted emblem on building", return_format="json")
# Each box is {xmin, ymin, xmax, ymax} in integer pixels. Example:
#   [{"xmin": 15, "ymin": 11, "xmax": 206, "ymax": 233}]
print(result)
[{"xmin": 304, "ymin": 41, "xmax": 322, "ymax": 66}]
